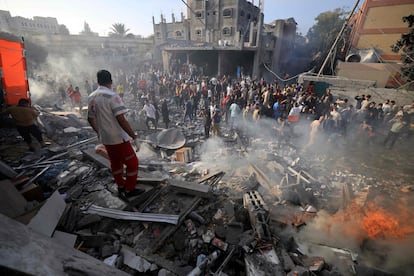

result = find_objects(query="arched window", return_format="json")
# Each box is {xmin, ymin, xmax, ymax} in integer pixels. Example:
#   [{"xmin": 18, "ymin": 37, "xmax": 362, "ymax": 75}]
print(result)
[
  {"xmin": 222, "ymin": 27, "xmax": 232, "ymax": 36},
  {"xmin": 195, "ymin": 29, "xmax": 202, "ymax": 36},
  {"xmin": 175, "ymin": 31, "xmax": 182, "ymax": 37},
  {"xmin": 240, "ymin": 10, "xmax": 245, "ymax": 17}
]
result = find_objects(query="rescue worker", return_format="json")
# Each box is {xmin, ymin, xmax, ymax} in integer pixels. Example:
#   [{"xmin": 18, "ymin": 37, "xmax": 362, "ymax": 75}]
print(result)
[
  {"xmin": 87, "ymin": 70, "xmax": 144, "ymax": 199},
  {"xmin": 3, "ymin": 98, "xmax": 46, "ymax": 151}
]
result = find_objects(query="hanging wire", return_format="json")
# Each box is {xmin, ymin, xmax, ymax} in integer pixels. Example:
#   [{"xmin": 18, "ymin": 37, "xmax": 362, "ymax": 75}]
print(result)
[{"xmin": 262, "ymin": 62, "xmax": 312, "ymax": 82}]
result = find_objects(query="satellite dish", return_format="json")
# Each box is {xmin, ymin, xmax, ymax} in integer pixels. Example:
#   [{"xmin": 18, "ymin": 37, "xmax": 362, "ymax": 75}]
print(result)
[{"xmin": 346, "ymin": 54, "xmax": 361, "ymax": 62}]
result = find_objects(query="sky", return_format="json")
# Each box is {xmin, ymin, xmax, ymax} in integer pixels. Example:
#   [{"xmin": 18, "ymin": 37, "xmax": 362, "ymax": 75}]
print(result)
[{"xmin": 0, "ymin": 0, "xmax": 360, "ymax": 37}]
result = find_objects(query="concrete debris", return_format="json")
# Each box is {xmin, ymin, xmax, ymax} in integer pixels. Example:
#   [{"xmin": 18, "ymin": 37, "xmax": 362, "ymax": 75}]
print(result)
[
  {"xmin": 243, "ymin": 191, "xmax": 272, "ymax": 241},
  {"xmin": 52, "ymin": 230, "xmax": 77, "ymax": 248},
  {"xmin": 0, "ymin": 160, "xmax": 18, "ymax": 178},
  {"xmin": 103, "ymin": 254, "xmax": 119, "ymax": 267},
  {"xmin": 0, "ymin": 213, "xmax": 130, "ymax": 276},
  {"xmin": 187, "ymin": 250, "xmax": 220, "ymax": 276},
  {"xmin": 121, "ymin": 246, "xmax": 152, "ymax": 272},
  {"xmin": 1, "ymin": 86, "xmax": 411, "ymax": 276},
  {"xmin": 0, "ymin": 179, "xmax": 28, "ymax": 218},
  {"xmin": 28, "ymin": 190, "xmax": 66, "ymax": 237}
]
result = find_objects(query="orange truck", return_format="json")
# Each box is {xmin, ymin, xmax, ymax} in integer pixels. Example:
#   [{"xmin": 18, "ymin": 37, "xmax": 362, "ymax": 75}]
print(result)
[{"xmin": 0, "ymin": 36, "xmax": 30, "ymax": 106}]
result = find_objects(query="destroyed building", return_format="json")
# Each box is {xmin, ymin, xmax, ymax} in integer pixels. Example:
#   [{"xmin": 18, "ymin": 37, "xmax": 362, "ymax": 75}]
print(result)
[
  {"xmin": 152, "ymin": 0, "xmax": 297, "ymax": 78},
  {"xmin": 1, "ymin": 1, "xmax": 414, "ymax": 275}
]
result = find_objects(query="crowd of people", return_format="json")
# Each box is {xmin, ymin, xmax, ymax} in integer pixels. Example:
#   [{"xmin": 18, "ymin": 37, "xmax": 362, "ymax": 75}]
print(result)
[
  {"xmin": 97, "ymin": 68, "xmax": 413, "ymax": 151},
  {"xmin": 26, "ymin": 64, "xmax": 414, "ymax": 153}
]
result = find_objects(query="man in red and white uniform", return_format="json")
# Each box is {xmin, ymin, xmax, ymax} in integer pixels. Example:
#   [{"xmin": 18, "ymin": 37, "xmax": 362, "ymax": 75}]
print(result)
[{"xmin": 87, "ymin": 70, "xmax": 144, "ymax": 199}]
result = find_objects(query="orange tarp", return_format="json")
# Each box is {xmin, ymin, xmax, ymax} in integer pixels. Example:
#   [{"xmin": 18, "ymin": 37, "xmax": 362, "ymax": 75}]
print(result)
[{"xmin": 0, "ymin": 38, "xmax": 29, "ymax": 105}]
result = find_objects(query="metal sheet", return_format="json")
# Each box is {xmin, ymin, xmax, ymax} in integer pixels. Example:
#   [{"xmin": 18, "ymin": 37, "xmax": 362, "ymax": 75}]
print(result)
[
  {"xmin": 83, "ymin": 204, "xmax": 179, "ymax": 225},
  {"xmin": 147, "ymin": 128, "xmax": 186, "ymax": 150}
]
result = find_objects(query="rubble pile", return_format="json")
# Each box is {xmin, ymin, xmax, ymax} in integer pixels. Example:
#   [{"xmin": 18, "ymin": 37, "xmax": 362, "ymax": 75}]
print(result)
[{"xmin": 1, "ymin": 99, "xmax": 413, "ymax": 276}]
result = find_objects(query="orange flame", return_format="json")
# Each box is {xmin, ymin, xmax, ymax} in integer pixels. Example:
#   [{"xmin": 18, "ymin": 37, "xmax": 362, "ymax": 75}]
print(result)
[
  {"xmin": 362, "ymin": 202, "xmax": 408, "ymax": 239},
  {"xmin": 329, "ymin": 200, "xmax": 414, "ymax": 241}
]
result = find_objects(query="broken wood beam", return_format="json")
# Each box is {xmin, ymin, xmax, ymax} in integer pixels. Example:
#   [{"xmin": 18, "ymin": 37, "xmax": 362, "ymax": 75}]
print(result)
[
  {"xmin": 287, "ymin": 167, "xmax": 311, "ymax": 184},
  {"xmin": 248, "ymin": 165, "xmax": 280, "ymax": 198},
  {"xmin": 169, "ymin": 179, "xmax": 211, "ymax": 198},
  {"xmin": 198, "ymin": 171, "xmax": 225, "ymax": 184}
]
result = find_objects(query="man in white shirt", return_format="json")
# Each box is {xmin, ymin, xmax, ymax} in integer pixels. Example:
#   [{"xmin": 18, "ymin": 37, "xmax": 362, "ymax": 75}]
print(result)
[
  {"xmin": 143, "ymin": 99, "xmax": 157, "ymax": 130},
  {"xmin": 229, "ymin": 100, "xmax": 241, "ymax": 130},
  {"xmin": 88, "ymin": 70, "xmax": 143, "ymax": 199}
]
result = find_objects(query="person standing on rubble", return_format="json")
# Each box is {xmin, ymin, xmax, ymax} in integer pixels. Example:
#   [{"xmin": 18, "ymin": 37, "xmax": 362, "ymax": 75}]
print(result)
[
  {"xmin": 383, "ymin": 115, "xmax": 406, "ymax": 149},
  {"xmin": 303, "ymin": 115, "xmax": 324, "ymax": 151},
  {"xmin": 3, "ymin": 98, "xmax": 46, "ymax": 151},
  {"xmin": 161, "ymin": 98, "xmax": 170, "ymax": 129},
  {"xmin": 87, "ymin": 70, "xmax": 144, "ymax": 199},
  {"xmin": 142, "ymin": 99, "xmax": 157, "ymax": 130},
  {"xmin": 211, "ymin": 105, "xmax": 222, "ymax": 136},
  {"xmin": 71, "ymin": 86, "xmax": 82, "ymax": 113}
]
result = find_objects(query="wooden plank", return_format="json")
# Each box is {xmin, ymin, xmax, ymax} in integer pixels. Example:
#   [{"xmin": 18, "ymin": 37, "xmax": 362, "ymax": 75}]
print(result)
[
  {"xmin": 198, "ymin": 170, "xmax": 224, "ymax": 183},
  {"xmin": 169, "ymin": 179, "xmax": 211, "ymax": 198},
  {"xmin": 249, "ymin": 165, "xmax": 281, "ymax": 198}
]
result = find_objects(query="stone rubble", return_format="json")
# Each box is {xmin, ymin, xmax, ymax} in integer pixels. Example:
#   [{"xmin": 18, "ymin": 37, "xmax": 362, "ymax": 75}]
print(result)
[{"xmin": 0, "ymin": 96, "xmax": 413, "ymax": 276}]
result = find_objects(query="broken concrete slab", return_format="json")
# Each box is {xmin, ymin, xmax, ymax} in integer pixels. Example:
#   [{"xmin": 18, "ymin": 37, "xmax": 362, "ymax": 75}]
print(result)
[
  {"xmin": 28, "ymin": 190, "xmax": 66, "ymax": 237},
  {"xmin": 280, "ymin": 247, "xmax": 296, "ymax": 272},
  {"xmin": 245, "ymin": 249, "xmax": 284, "ymax": 276},
  {"xmin": 0, "ymin": 213, "xmax": 129, "ymax": 276},
  {"xmin": 0, "ymin": 180, "xmax": 28, "ymax": 218},
  {"xmin": 52, "ymin": 230, "xmax": 78, "ymax": 248},
  {"xmin": 122, "ymin": 245, "xmax": 152, "ymax": 272},
  {"xmin": 0, "ymin": 160, "xmax": 18, "ymax": 178},
  {"xmin": 83, "ymin": 147, "xmax": 110, "ymax": 168}
]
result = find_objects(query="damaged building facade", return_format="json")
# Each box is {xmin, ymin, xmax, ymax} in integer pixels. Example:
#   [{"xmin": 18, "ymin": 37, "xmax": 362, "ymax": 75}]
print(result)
[
  {"xmin": 152, "ymin": 0, "xmax": 297, "ymax": 78},
  {"xmin": 336, "ymin": 0, "xmax": 414, "ymax": 88}
]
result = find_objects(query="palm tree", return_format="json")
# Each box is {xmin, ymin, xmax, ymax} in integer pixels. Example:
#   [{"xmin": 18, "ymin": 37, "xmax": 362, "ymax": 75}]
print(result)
[{"xmin": 109, "ymin": 23, "xmax": 130, "ymax": 37}]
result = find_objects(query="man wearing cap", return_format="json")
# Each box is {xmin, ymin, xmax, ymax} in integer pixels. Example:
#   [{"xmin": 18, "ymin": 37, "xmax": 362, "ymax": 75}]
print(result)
[{"xmin": 87, "ymin": 69, "xmax": 144, "ymax": 199}]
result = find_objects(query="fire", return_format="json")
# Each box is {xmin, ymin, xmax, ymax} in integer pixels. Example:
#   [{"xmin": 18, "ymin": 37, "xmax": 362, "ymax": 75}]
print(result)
[
  {"xmin": 329, "ymin": 200, "xmax": 414, "ymax": 241},
  {"xmin": 362, "ymin": 202, "xmax": 409, "ymax": 239}
]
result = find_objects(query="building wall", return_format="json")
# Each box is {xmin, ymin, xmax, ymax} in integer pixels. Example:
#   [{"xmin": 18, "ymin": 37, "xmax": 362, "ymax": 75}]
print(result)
[
  {"xmin": 0, "ymin": 10, "xmax": 60, "ymax": 35},
  {"xmin": 350, "ymin": 0, "xmax": 414, "ymax": 62},
  {"xmin": 0, "ymin": 10, "xmax": 12, "ymax": 33},
  {"xmin": 30, "ymin": 34, "xmax": 153, "ymax": 59},
  {"xmin": 336, "ymin": 61, "xmax": 403, "ymax": 88},
  {"xmin": 153, "ymin": 14, "xmax": 188, "ymax": 42},
  {"xmin": 155, "ymin": 0, "xmax": 260, "ymax": 47}
]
